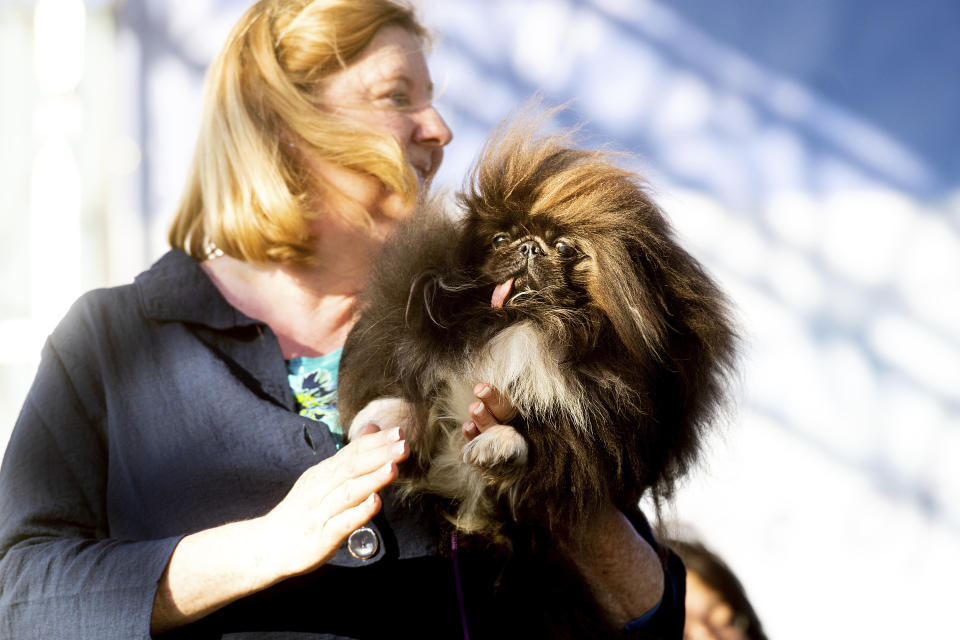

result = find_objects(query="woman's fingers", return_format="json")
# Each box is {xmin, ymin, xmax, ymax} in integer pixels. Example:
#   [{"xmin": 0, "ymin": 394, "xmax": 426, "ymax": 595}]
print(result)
[
  {"xmin": 264, "ymin": 426, "xmax": 408, "ymax": 577},
  {"xmin": 322, "ymin": 459, "xmax": 397, "ymax": 516},
  {"xmin": 321, "ymin": 493, "xmax": 382, "ymax": 547},
  {"xmin": 463, "ymin": 383, "xmax": 518, "ymax": 439},
  {"xmin": 323, "ymin": 426, "xmax": 407, "ymax": 485},
  {"xmin": 320, "ymin": 428, "xmax": 406, "ymax": 508},
  {"xmin": 474, "ymin": 383, "xmax": 517, "ymax": 422}
]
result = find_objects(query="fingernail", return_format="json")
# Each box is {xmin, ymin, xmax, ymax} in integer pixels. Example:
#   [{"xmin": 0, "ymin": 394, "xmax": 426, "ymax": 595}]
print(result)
[
  {"xmin": 388, "ymin": 427, "xmax": 402, "ymax": 441},
  {"xmin": 474, "ymin": 383, "xmax": 490, "ymax": 398},
  {"xmin": 471, "ymin": 402, "xmax": 483, "ymax": 417},
  {"xmin": 391, "ymin": 441, "xmax": 407, "ymax": 456},
  {"xmin": 463, "ymin": 421, "xmax": 476, "ymax": 434},
  {"xmin": 381, "ymin": 461, "xmax": 394, "ymax": 476}
]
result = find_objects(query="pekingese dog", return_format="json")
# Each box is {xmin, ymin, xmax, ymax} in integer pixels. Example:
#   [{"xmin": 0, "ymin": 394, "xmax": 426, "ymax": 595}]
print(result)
[{"xmin": 338, "ymin": 114, "xmax": 737, "ymax": 545}]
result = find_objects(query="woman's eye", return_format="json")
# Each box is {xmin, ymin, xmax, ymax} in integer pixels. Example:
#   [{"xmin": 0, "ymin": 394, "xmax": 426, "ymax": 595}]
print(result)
[
  {"xmin": 386, "ymin": 91, "xmax": 411, "ymax": 108},
  {"xmin": 492, "ymin": 234, "xmax": 510, "ymax": 249},
  {"xmin": 555, "ymin": 241, "xmax": 576, "ymax": 257}
]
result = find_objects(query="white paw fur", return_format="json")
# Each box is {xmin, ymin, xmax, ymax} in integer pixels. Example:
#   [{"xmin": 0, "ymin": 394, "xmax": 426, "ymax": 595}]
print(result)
[
  {"xmin": 461, "ymin": 424, "xmax": 528, "ymax": 467},
  {"xmin": 348, "ymin": 396, "xmax": 415, "ymax": 441}
]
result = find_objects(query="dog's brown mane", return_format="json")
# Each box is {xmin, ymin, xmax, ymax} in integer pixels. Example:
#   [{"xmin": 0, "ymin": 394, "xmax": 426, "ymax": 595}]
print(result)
[{"xmin": 457, "ymin": 113, "xmax": 739, "ymax": 505}]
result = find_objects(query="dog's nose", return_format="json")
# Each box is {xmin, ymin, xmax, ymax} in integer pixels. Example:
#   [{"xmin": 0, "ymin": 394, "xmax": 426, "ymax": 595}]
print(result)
[{"xmin": 518, "ymin": 240, "xmax": 543, "ymax": 259}]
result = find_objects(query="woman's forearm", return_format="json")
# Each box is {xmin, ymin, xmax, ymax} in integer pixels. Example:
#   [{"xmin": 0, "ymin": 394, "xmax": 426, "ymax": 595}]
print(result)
[
  {"xmin": 151, "ymin": 425, "xmax": 407, "ymax": 634},
  {"xmin": 562, "ymin": 508, "xmax": 665, "ymax": 628},
  {"xmin": 151, "ymin": 515, "xmax": 282, "ymax": 634}
]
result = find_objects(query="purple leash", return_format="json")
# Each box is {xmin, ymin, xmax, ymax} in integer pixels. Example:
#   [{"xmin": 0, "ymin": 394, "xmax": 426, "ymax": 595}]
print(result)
[{"xmin": 451, "ymin": 531, "xmax": 471, "ymax": 640}]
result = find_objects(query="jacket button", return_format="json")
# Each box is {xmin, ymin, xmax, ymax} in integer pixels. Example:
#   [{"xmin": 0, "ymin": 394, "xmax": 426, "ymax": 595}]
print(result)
[{"xmin": 347, "ymin": 526, "xmax": 379, "ymax": 559}]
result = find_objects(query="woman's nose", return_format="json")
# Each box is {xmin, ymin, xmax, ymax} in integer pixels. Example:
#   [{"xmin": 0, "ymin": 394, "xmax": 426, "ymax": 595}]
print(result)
[{"xmin": 414, "ymin": 105, "xmax": 453, "ymax": 146}]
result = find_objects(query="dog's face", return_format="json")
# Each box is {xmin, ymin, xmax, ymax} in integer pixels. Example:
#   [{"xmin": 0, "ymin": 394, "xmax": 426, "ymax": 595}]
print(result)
[
  {"xmin": 458, "ymin": 129, "xmax": 672, "ymax": 365},
  {"xmin": 472, "ymin": 216, "xmax": 589, "ymax": 311}
]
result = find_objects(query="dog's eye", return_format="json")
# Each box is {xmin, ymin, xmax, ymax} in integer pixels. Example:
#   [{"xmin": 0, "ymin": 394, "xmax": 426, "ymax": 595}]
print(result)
[
  {"xmin": 492, "ymin": 234, "xmax": 511, "ymax": 249},
  {"xmin": 555, "ymin": 241, "xmax": 577, "ymax": 257}
]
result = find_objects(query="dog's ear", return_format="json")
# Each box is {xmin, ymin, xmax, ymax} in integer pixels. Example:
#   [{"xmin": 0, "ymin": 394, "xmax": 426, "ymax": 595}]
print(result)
[
  {"xmin": 587, "ymin": 239, "xmax": 670, "ymax": 365},
  {"xmin": 587, "ymin": 207, "xmax": 739, "ymax": 490},
  {"xmin": 586, "ymin": 197, "xmax": 736, "ymax": 375}
]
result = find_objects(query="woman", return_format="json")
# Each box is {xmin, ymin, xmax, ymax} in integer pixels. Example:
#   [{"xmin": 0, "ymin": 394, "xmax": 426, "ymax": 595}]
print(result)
[{"xmin": 0, "ymin": 1, "xmax": 680, "ymax": 637}]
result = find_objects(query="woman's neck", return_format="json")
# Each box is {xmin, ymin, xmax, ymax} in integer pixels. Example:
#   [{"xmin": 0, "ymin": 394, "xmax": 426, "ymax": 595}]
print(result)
[
  {"xmin": 201, "ymin": 201, "xmax": 399, "ymax": 359},
  {"xmin": 201, "ymin": 255, "xmax": 366, "ymax": 359}
]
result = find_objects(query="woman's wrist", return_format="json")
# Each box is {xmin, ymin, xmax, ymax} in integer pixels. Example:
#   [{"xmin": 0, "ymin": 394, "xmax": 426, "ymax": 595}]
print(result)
[
  {"xmin": 253, "ymin": 507, "xmax": 327, "ymax": 582},
  {"xmin": 243, "ymin": 513, "xmax": 298, "ymax": 584}
]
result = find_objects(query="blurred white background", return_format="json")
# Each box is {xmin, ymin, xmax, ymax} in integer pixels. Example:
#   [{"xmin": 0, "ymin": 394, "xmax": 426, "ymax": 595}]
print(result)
[{"xmin": 1, "ymin": 1, "xmax": 958, "ymax": 638}]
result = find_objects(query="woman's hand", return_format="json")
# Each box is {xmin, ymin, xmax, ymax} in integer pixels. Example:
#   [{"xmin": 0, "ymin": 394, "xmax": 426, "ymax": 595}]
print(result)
[
  {"xmin": 152, "ymin": 424, "xmax": 408, "ymax": 634},
  {"xmin": 462, "ymin": 382, "xmax": 516, "ymax": 440},
  {"xmin": 261, "ymin": 423, "xmax": 409, "ymax": 578}
]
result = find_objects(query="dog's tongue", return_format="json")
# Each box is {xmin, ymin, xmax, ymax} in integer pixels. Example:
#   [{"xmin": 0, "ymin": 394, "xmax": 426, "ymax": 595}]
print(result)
[{"xmin": 491, "ymin": 278, "xmax": 515, "ymax": 309}]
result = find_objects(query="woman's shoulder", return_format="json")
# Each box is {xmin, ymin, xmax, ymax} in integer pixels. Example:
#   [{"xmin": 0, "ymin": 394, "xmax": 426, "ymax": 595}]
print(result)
[
  {"xmin": 55, "ymin": 250, "xmax": 187, "ymax": 324},
  {"xmin": 62, "ymin": 248, "xmax": 249, "ymax": 330},
  {"xmin": 49, "ymin": 250, "xmax": 222, "ymax": 355}
]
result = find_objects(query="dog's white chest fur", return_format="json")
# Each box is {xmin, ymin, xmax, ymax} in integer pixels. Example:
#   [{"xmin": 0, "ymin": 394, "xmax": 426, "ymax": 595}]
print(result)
[
  {"xmin": 348, "ymin": 321, "xmax": 582, "ymax": 431},
  {"xmin": 443, "ymin": 321, "xmax": 584, "ymax": 428},
  {"xmin": 348, "ymin": 322, "xmax": 584, "ymax": 439}
]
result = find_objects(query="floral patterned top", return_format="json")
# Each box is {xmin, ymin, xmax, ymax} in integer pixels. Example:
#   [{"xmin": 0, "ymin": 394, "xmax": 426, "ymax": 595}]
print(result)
[{"xmin": 287, "ymin": 348, "xmax": 343, "ymax": 448}]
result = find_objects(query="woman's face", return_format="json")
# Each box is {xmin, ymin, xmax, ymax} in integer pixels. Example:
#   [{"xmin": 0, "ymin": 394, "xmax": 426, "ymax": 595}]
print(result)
[
  {"xmin": 683, "ymin": 571, "xmax": 749, "ymax": 640},
  {"xmin": 307, "ymin": 24, "xmax": 453, "ymax": 222}
]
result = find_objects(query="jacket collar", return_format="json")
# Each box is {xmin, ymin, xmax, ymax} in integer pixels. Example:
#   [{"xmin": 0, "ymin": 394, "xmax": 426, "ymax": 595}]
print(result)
[
  {"xmin": 135, "ymin": 250, "xmax": 296, "ymax": 410},
  {"xmin": 135, "ymin": 250, "xmax": 262, "ymax": 329}
]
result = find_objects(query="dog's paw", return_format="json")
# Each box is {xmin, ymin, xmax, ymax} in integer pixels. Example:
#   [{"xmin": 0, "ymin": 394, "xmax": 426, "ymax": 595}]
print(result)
[
  {"xmin": 348, "ymin": 397, "xmax": 415, "ymax": 442},
  {"xmin": 461, "ymin": 424, "xmax": 528, "ymax": 468}
]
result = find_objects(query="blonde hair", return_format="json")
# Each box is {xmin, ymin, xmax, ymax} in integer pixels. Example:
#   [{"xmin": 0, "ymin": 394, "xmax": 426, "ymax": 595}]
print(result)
[{"xmin": 169, "ymin": 0, "xmax": 427, "ymax": 264}]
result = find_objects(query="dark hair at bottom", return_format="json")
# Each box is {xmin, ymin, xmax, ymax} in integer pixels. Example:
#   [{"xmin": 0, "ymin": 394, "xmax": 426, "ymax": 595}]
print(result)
[{"xmin": 666, "ymin": 538, "xmax": 768, "ymax": 640}]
